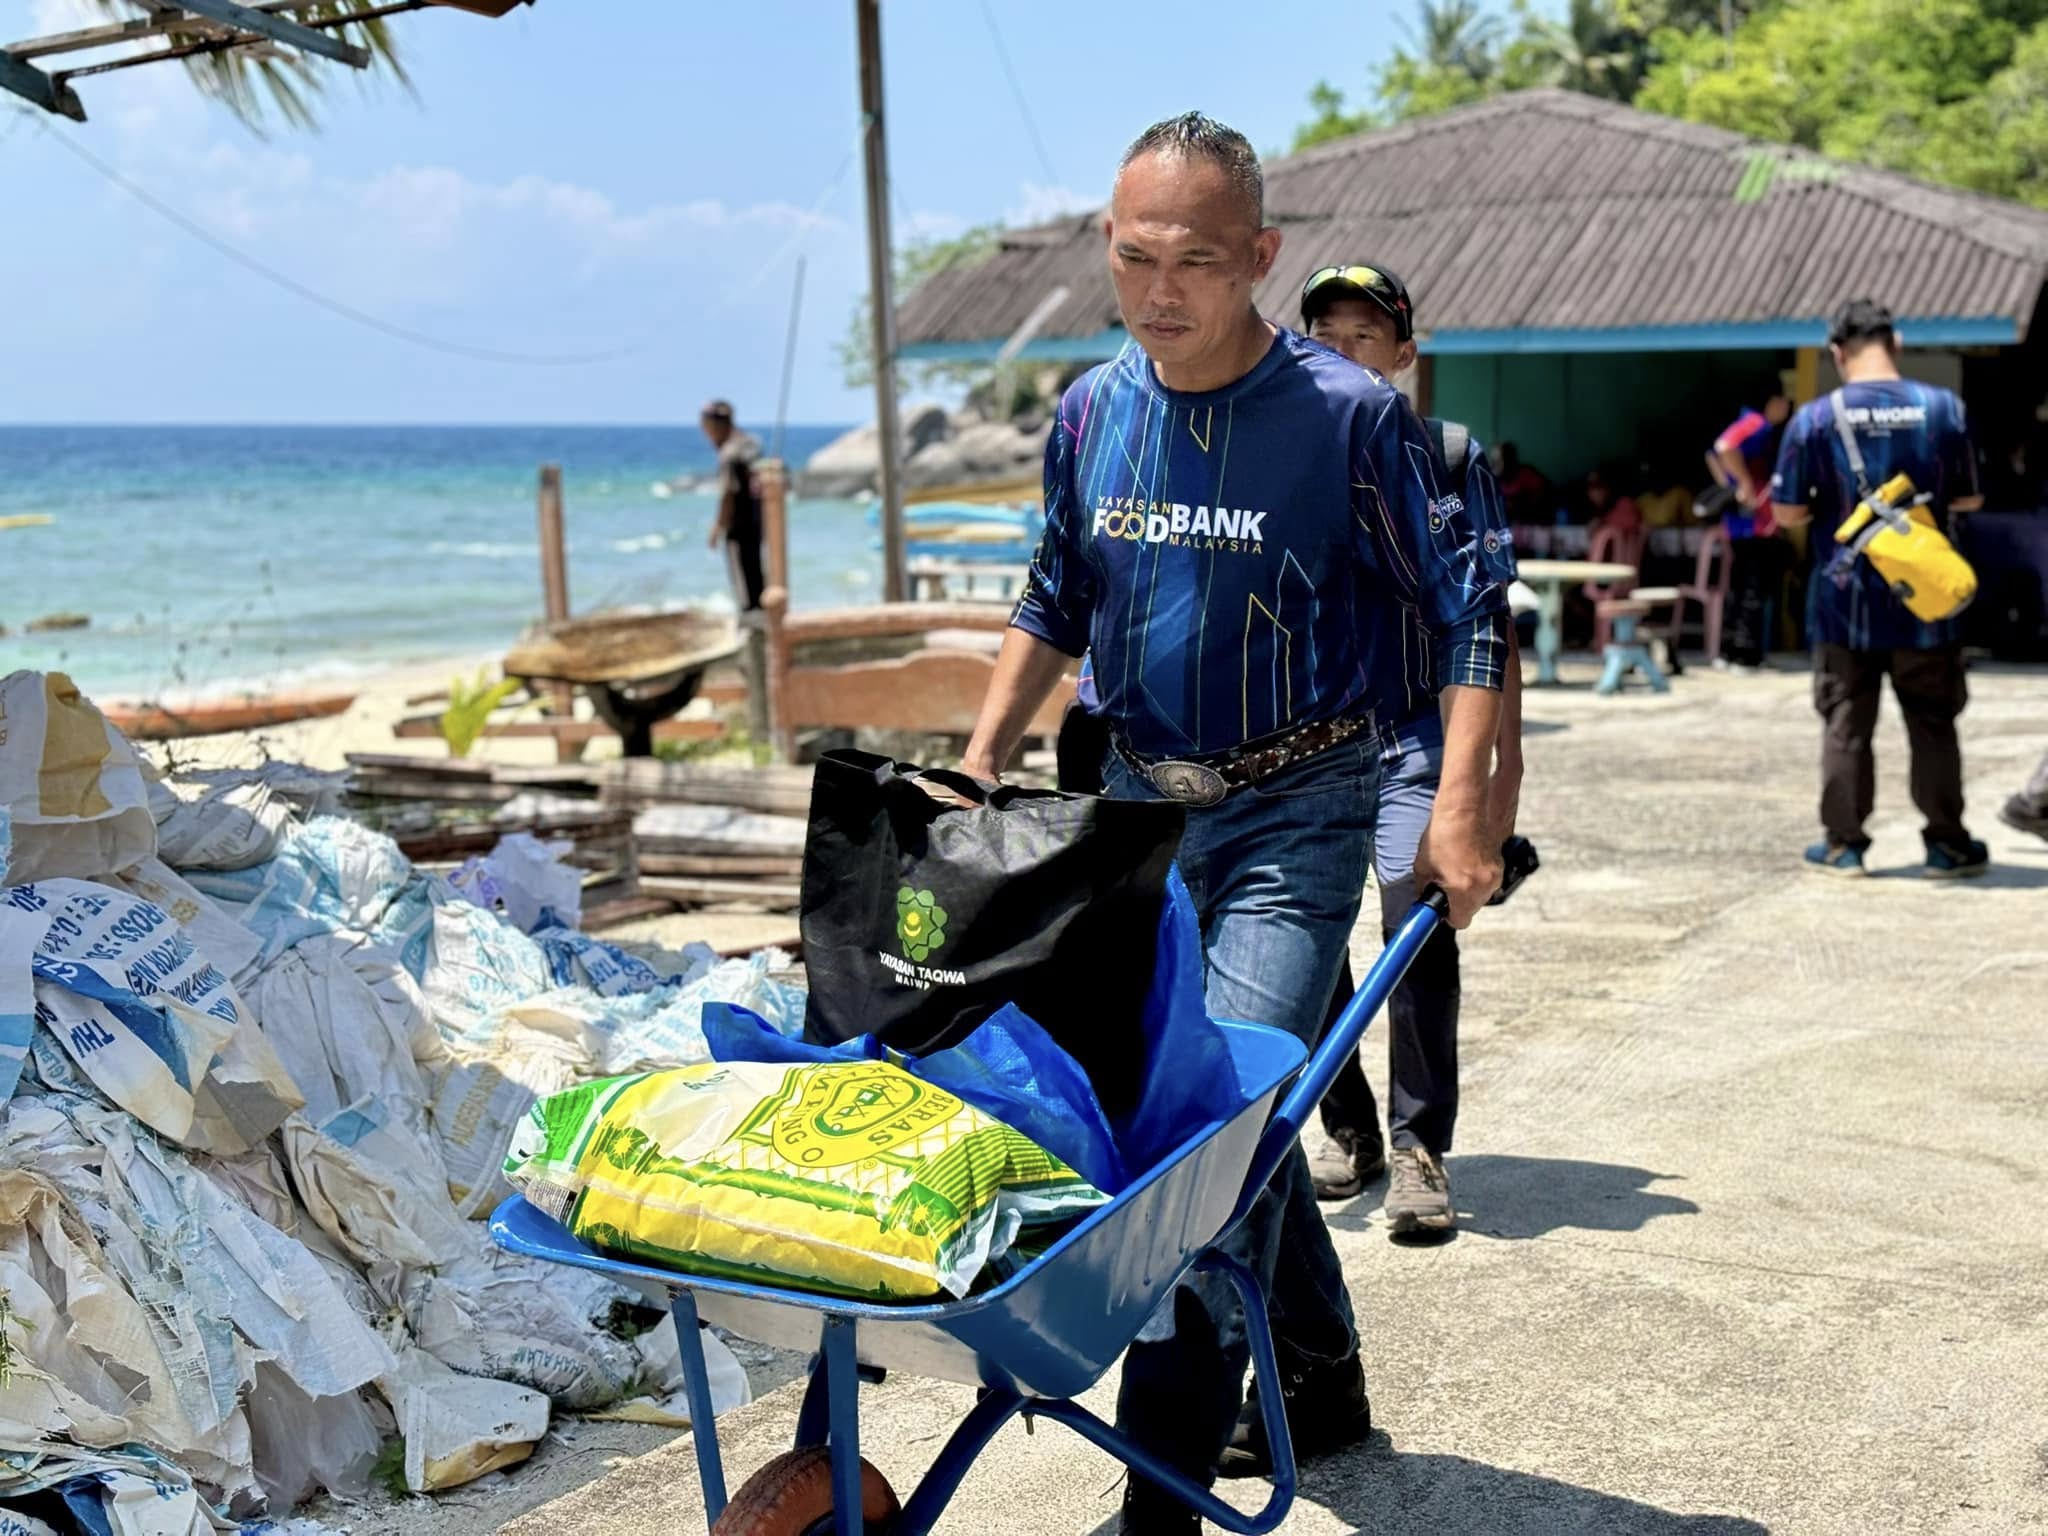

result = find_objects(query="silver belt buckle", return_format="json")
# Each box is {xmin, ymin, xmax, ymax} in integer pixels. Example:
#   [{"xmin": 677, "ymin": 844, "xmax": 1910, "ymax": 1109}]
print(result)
[{"xmin": 1148, "ymin": 759, "xmax": 1229, "ymax": 807}]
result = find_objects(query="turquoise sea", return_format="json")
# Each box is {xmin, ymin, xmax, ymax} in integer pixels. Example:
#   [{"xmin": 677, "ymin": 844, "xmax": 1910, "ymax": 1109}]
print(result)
[{"xmin": 0, "ymin": 424, "xmax": 872, "ymax": 701}]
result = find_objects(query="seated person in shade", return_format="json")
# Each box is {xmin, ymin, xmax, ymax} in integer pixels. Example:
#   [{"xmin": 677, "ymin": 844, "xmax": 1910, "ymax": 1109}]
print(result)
[
  {"xmin": 1583, "ymin": 466, "xmax": 1641, "ymax": 540},
  {"xmin": 1493, "ymin": 441, "xmax": 1551, "ymax": 523}
]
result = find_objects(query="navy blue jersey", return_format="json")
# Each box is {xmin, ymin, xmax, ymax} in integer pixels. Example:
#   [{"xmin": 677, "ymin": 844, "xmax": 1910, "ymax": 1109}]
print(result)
[
  {"xmin": 1014, "ymin": 331, "xmax": 1509, "ymax": 757},
  {"xmin": 1772, "ymin": 381, "xmax": 1979, "ymax": 650}
]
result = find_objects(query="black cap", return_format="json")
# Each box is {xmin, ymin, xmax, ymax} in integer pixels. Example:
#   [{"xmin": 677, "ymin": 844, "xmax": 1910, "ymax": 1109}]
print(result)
[
  {"xmin": 1300, "ymin": 263, "xmax": 1414, "ymax": 341},
  {"xmin": 701, "ymin": 399, "xmax": 735, "ymax": 423}
]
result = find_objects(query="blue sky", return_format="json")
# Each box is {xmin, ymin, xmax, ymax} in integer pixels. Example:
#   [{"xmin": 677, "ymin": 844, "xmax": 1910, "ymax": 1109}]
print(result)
[{"xmin": 0, "ymin": 1, "xmax": 1412, "ymax": 425}]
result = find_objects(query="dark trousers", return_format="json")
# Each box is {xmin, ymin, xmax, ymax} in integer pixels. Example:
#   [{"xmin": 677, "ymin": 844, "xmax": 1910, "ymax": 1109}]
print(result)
[
  {"xmin": 1814, "ymin": 644, "xmax": 1970, "ymax": 851},
  {"xmin": 725, "ymin": 527, "xmax": 765, "ymax": 611},
  {"xmin": 1725, "ymin": 536, "xmax": 1792, "ymax": 665},
  {"xmin": 1317, "ymin": 929, "xmax": 1461, "ymax": 1155}
]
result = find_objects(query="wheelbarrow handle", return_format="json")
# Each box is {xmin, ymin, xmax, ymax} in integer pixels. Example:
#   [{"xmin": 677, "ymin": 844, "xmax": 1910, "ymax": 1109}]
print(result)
[{"xmin": 1225, "ymin": 836, "xmax": 1540, "ymax": 1232}]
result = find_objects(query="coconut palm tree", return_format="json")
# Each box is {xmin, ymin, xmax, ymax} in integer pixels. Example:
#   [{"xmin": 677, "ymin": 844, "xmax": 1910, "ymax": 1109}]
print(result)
[
  {"xmin": 1513, "ymin": 0, "xmax": 1641, "ymax": 100},
  {"xmin": 78, "ymin": 0, "xmax": 409, "ymax": 129},
  {"xmin": 1404, "ymin": 0, "xmax": 1503, "ymax": 81}
]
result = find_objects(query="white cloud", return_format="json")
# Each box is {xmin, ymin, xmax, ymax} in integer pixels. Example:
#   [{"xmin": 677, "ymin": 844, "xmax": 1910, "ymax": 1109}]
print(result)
[{"xmin": 1005, "ymin": 181, "xmax": 1096, "ymax": 226}]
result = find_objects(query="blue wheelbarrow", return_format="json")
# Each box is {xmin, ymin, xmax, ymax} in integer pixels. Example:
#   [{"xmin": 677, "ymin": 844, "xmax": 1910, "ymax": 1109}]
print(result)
[{"xmin": 492, "ymin": 841, "xmax": 1539, "ymax": 1534}]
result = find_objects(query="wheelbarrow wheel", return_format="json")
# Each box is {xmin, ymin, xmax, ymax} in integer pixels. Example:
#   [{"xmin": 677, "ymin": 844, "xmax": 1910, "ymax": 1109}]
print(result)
[{"xmin": 711, "ymin": 1447, "xmax": 900, "ymax": 1536}]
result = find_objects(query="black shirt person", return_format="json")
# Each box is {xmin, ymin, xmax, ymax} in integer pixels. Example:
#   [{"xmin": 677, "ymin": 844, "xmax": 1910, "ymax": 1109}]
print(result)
[{"xmin": 701, "ymin": 400, "xmax": 765, "ymax": 611}]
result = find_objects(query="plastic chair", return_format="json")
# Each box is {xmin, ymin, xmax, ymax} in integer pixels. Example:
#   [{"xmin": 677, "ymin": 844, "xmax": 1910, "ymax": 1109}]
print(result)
[
  {"xmin": 1583, "ymin": 522, "xmax": 1647, "ymax": 652},
  {"xmin": 1666, "ymin": 524, "xmax": 1732, "ymax": 664}
]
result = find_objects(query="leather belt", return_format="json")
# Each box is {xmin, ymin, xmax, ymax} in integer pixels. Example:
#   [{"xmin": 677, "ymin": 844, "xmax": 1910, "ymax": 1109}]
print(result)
[{"xmin": 1113, "ymin": 714, "xmax": 1376, "ymax": 807}]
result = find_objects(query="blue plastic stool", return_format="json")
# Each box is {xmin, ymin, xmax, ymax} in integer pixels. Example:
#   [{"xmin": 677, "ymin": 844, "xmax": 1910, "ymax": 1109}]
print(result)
[{"xmin": 1595, "ymin": 601, "xmax": 1671, "ymax": 695}]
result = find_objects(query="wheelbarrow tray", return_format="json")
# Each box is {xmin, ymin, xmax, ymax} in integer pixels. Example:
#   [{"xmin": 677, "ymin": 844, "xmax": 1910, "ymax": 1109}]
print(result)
[{"xmin": 489, "ymin": 1018, "xmax": 1305, "ymax": 1404}]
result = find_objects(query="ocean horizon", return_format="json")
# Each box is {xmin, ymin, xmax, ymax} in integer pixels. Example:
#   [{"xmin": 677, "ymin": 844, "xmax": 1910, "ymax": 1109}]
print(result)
[{"xmin": 0, "ymin": 423, "xmax": 877, "ymax": 703}]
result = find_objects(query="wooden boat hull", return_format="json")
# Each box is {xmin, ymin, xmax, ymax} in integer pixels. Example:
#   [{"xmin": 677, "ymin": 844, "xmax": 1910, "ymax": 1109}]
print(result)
[{"xmin": 104, "ymin": 692, "xmax": 356, "ymax": 740}]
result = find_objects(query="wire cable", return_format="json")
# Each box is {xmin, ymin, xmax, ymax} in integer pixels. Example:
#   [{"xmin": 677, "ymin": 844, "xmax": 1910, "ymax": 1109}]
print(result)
[{"xmin": 978, "ymin": 0, "xmax": 1059, "ymax": 189}]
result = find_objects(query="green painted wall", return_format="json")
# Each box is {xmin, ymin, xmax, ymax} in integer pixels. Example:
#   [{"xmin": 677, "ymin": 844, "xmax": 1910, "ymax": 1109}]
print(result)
[{"xmin": 1433, "ymin": 349, "xmax": 1788, "ymax": 486}]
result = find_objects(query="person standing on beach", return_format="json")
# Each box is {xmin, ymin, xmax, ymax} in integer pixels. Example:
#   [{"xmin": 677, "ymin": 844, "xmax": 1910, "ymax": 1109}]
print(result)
[
  {"xmin": 700, "ymin": 400, "xmax": 765, "ymax": 612},
  {"xmin": 1295, "ymin": 261, "xmax": 1523, "ymax": 1232},
  {"xmin": 961, "ymin": 112, "xmax": 1513, "ymax": 1534}
]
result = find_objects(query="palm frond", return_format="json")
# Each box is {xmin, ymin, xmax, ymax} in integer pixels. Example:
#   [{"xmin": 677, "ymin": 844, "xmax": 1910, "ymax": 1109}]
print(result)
[{"xmin": 79, "ymin": 0, "xmax": 412, "ymax": 131}]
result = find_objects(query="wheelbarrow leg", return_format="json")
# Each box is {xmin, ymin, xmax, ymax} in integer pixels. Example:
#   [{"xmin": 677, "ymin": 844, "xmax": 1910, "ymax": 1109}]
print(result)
[
  {"xmin": 669, "ymin": 1288, "xmax": 729, "ymax": 1525},
  {"xmin": 1024, "ymin": 1252, "xmax": 1300, "ymax": 1536},
  {"xmin": 822, "ymin": 1316, "xmax": 865, "ymax": 1536},
  {"xmin": 893, "ymin": 1387, "xmax": 1027, "ymax": 1535}
]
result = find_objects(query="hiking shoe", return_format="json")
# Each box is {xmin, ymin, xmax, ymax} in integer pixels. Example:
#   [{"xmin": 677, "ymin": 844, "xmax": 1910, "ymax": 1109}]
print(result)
[
  {"xmin": 1216, "ymin": 1351, "xmax": 1372, "ymax": 1481},
  {"xmin": 1384, "ymin": 1147, "xmax": 1454, "ymax": 1235},
  {"xmin": 1117, "ymin": 1476, "xmax": 1200, "ymax": 1534},
  {"xmin": 1307, "ymin": 1127, "xmax": 1386, "ymax": 1202},
  {"xmin": 1804, "ymin": 842, "xmax": 1867, "ymax": 877},
  {"xmin": 1925, "ymin": 839, "xmax": 1990, "ymax": 879},
  {"xmin": 1998, "ymin": 796, "xmax": 2048, "ymax": 843}
]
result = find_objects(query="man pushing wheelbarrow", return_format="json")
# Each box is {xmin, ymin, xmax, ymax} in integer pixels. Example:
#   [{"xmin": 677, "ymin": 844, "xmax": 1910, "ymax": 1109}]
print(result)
[
  {"xmin": 493, "ymin": 108, "xmax": 1524, "ymax": 1536},
  {"xmin": 959, "ymin": 111, "xmax": 1520, "ymax": 1532}
]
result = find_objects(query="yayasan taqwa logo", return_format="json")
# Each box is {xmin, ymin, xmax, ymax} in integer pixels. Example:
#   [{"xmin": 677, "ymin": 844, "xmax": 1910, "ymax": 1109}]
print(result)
[{"xmin": 895, "ymin": 886, "xmax": 947, "ymax": 962}]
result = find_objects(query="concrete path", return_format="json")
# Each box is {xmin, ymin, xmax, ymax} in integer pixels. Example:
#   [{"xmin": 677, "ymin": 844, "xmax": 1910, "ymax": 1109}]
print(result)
[{"xmin": 492, "ymin": 662, "xmax": 2048, "ymax": 1535}]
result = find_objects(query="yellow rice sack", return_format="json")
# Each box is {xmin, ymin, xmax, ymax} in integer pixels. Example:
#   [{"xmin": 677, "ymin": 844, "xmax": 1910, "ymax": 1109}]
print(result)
[{"xmin": 503, "ymin": 1059, "xmax": 1108, "ymax": 1301}]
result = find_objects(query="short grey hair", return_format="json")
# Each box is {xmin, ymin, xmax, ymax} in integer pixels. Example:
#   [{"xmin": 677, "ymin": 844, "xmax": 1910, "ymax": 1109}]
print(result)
[{"xmin": 1118, "ymin": 112, "xmax": 1264, "ymax": 224}]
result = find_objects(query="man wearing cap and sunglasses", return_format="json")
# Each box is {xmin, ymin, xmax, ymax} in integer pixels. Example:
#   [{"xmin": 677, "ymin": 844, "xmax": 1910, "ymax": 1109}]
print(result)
[
  {"xmin": 1295, "ymin": 262, "xmax": 1524, "ymax": 1233},
  {"xmin": 962, "ymin": 113, "xmax": 1513, "ymax": 1533}
]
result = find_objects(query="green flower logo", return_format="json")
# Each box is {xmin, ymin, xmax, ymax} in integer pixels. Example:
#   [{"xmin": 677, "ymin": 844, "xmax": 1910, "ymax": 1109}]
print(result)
[{"xmin": 896, "ymin": 885, "xmax": 947, "ymax": 963}]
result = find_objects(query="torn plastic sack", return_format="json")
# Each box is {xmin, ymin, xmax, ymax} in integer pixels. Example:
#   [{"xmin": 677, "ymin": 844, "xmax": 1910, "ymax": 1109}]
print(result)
[
  {"xmin": 594, "ymin": 952, "xmax": 807, "ymax": 1073},
  {"xmin": 245, "ymin": 941, "xmax": 443, "ymax": 1179},
  {"xmin": 0, "ymin": 1506, "xmax": 60, "ymax": 1536},
  {"xmin": 0, "ymin": 1168, "xmax": 238, "ymax": 1484},
  {"xmin": 428, "ymin": 1011, "xmax": 592, "ymax": 1218},
  {"xmin": 449, "ymin": 831, "xmax": 583, "ymax": 934},
  {"xmin": 190, "ymin": 817, "xmax": 413, "ymax": 967},
  {"xmin": 16, "ymin": 880, "xmax": 304, "ymax": 1152},
  {"xmin": 402, "ymin": 891, "xmax": 554, "ymax": 1042},
  {"xmin": 241, "ymin": 1365, "xmax": 382, "ymax": 1511},
  {"xmin": 146, "ymin": 773, "xmax": 299, "ymax": 873},
  {"xmin": 0, "ymin": 672, "xmax": 157, "ymax": 887},
  {"xmin": 76, "ymin": 1103, "xmax": 394, "ymax": 1407},
  {"xmin": 0, "ymin": 879, "xmax": 41, "ymax": 1103},
  {"xmin": 114, "ymin": 858, "xmax": 263, "ymax": 989},
  {"xmin": 583, "ymin": 1312, "xmax": 752, "ymax": 1428},
  {"xmin": 2, "ymin": 1448, "xmax": 235, "ymax": 1536},
  {"xmin": 705, "ymin": 999, "xmax": 1127, "ymax": 1195},
  {"xmin": 532, "ymin": 926, "xmax": 689, "ymax": 998},
  {"xmin": 377, "ymin": 1337, "xmax": 549, "ymax": 1493}
]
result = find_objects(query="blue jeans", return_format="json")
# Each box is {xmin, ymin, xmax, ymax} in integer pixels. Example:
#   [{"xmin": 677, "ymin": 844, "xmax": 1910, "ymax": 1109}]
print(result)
[
  {"xmin": 1104, "ymin": 736, "xmax": 1379, "ymax": 1485},
  {"xmin": 1319, "ymin": 711, "xmax": 1462, "ymax": 1153}
]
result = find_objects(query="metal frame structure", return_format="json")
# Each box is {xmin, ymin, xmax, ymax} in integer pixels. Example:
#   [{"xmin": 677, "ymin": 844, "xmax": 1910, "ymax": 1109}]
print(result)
[{"xmin": 1, "ymin": 0, "xmax": 526, "ymax": 122}]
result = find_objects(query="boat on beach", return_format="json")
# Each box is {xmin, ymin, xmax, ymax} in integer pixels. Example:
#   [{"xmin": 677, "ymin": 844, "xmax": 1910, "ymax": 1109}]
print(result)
[{"xmin": 103, "ymin": 691, "xmax": 357, "ymax": 740}]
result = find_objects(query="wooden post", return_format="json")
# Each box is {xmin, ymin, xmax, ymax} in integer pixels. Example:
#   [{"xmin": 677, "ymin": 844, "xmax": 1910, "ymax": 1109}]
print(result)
[
  {"xmin": 536, "ymin": 464, "xmax": 575, "ymax": 734},
  {"xmin": 538, "ymin": 464, "xmax": 571, "ymax": 624},
  {"xmin": 856, "ymin": 0, "xmax": 907, "ymax": 603},
  {"xmin": 758, "ymin": 460, "xmax": 795, "ymax": 760}
]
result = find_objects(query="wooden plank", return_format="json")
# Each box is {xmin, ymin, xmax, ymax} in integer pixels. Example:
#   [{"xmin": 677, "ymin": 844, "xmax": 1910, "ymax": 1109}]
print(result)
[
  {"xmin": 392, "ymin": 713, "xmax": 726, "ymax": 745},
  {"xmin": 351, "ymin": 777, "xmax": 515, "ymax": 805},
  {"xmin": 599, "ymin": 760, "xmax": 814, "ymax": 817},
  {"xmin": 640, "ymin": 875, "xmax": 801, "ymax": 910},
  {"xmin": 783, "ymin": 650, "xmax": 1072, "ymax": 738},
  {"xmin": 780, "ymin": 602, "xmax": 1014, "ymax": 643},
  {"xmin": 633, "ymin": 804, "xmax": 806, "ymax": 853},
  {"xmin": 171, "ymin": 0, "xmax": 371, "ymax": 66},
  {"xmin": 0, "ymin": 46, "xmax": 86, "ymax": 118},
  {"xmin": 346, "ymin": 752, "xmax": 495, "ymax": 779},
  {"xmin": 640, "ymin": 853, "xmax": 804, "ymax": 878},
  {"xmin": 580, "ymin": 894, "xmax": 678, "ymax": 932}
]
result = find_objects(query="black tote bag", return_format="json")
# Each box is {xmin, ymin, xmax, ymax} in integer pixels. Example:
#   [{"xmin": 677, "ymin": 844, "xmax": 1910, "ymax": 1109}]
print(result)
[{"xmin": 798, "ymin": 750, "xmax": 1185, "ymax": 1118}]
